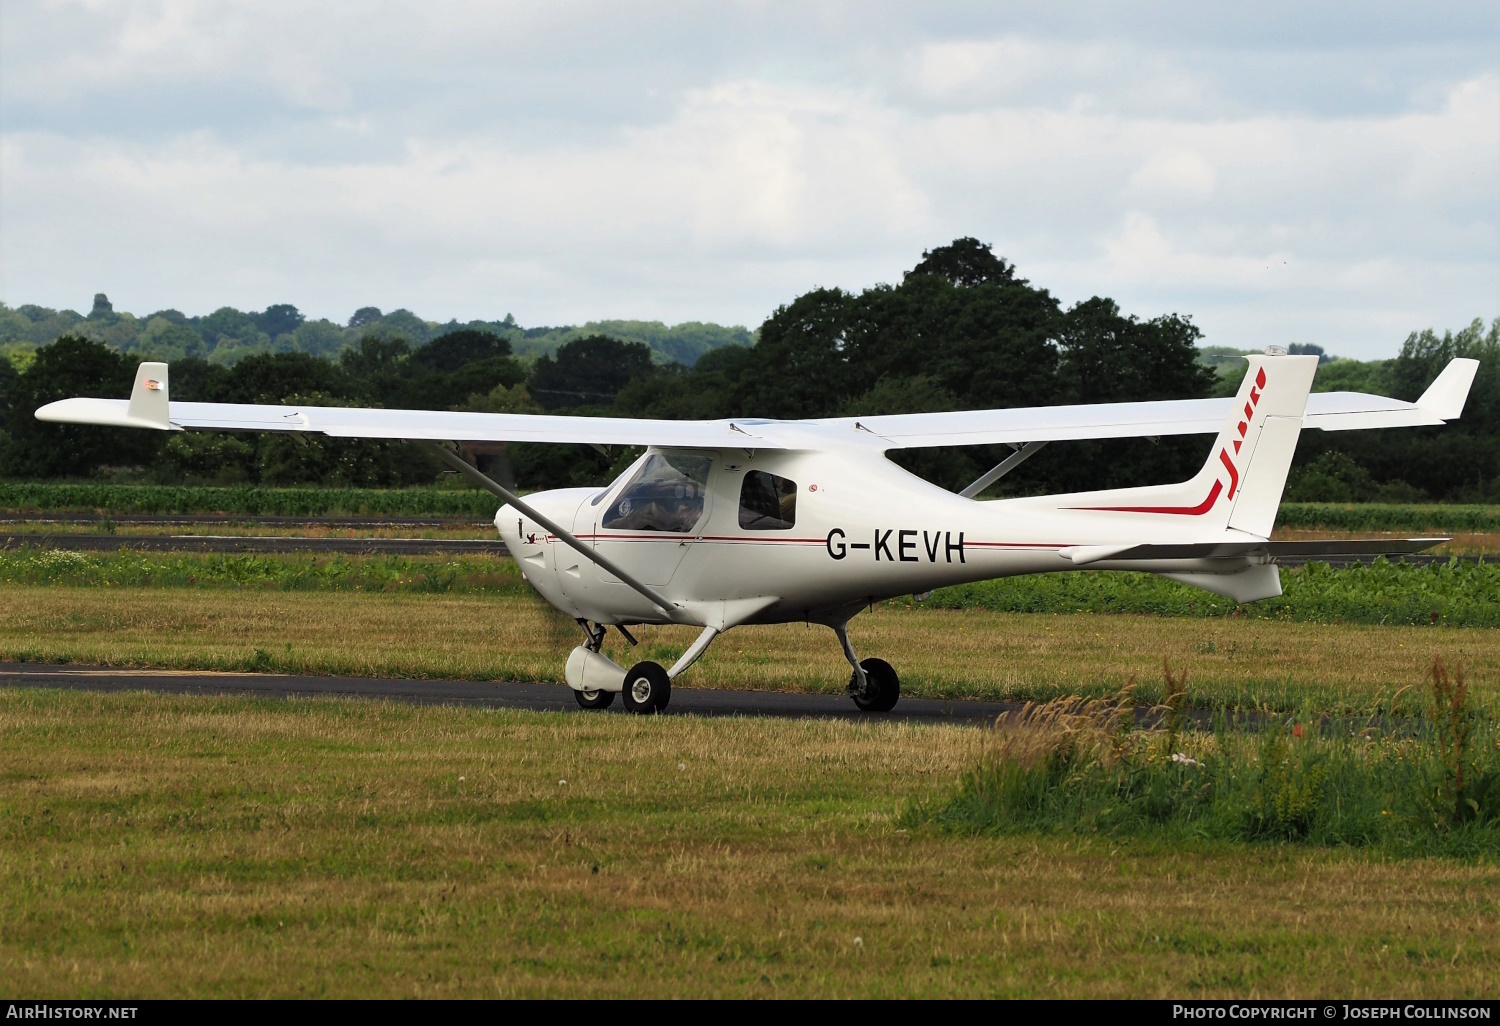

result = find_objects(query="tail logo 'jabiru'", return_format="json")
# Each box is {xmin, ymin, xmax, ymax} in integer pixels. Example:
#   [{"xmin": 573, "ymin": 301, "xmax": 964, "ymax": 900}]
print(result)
[{"xmin": 1068, "ymin": 366, "xmax": 1266, "ymax": 515}]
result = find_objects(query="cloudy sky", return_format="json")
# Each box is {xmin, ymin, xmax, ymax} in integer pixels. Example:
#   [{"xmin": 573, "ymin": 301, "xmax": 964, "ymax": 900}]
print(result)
[{"xmin": 2, "ymin": 1, "xmax": 1496, "ymax": 357}]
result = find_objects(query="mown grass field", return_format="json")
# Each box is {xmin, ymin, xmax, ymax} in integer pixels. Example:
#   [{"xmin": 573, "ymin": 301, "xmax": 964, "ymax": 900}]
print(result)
[
  {"xmin": 2, "ymin": 537, "xmax": 1497, "ymax": 997},
  {"xmin": 2, "ymin": 688, "xmax": 1496, "ymax": 998},
  {"xmin": 1, "ymin": 585, "xmax": 1497, "ymax": 713}
]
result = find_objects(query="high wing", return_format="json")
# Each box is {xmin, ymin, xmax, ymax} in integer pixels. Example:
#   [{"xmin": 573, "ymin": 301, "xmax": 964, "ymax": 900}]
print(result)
[
  {"xmin": 823, "ymin": 357, "xmax": 1479, "ymax": 447},
  {"xmin": 38, "ymin": 393, "xmax": 767, "ymax": 449},
  {"xmin": 35, "ymin": 357, "xmax": 1478, "ymax": 450}
]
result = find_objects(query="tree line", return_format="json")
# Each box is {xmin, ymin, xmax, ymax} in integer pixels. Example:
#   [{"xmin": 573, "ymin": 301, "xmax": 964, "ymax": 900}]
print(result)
[
  {"xmin": 0, "ymin": 296, "xmax": 751, "ymax": 369},
  {"xmin": 1, "ymin": 239, "xmax": 1495, "ymax": 501}
]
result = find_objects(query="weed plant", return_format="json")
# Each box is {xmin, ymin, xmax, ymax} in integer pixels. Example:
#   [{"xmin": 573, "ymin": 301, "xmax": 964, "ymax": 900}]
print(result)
[{"xmin": 913, "ymin": 658, "xmax": 1500, "ymax": 858}]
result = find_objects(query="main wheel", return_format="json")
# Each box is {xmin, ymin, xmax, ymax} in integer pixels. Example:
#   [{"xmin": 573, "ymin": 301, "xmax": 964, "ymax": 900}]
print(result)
[
  {"xmin": 851, "ymin": 657, "xmax": 900, "ymax": 712},
  {"xmin": 574, "ymin": 687, "xmax": 615, "ymax": 710},
  {"xmin": 621, "ymin": 661, "xmax": 671, "ymax": 714}
]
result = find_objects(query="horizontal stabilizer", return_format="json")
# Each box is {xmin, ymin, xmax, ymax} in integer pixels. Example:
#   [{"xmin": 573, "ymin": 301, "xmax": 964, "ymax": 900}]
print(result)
[{"xmin": 1071, "ymin": 537, "xmax": 1446, "ymax": 564}]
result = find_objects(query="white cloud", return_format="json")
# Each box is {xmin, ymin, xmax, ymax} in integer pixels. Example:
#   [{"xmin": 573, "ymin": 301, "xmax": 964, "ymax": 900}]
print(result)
[
  {"xmin": 1129, "ymin": 150, "xmax": 1216, "ymax": 200},
  {"xmin": 0, "ymin": 4, "xmax": 1495, "ymax": 357}
]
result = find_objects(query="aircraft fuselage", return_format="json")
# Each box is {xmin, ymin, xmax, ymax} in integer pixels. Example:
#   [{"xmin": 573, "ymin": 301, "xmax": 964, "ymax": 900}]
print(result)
[{"xmin": 497, "ymin": 445, "xmax": 1263, "ymax": 630}]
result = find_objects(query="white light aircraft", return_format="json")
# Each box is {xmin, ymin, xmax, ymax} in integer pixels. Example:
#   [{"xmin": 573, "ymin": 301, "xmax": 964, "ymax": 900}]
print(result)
[{"xmin": 38, "ymin": 349, "xmax": 1479, "ymax": 714}]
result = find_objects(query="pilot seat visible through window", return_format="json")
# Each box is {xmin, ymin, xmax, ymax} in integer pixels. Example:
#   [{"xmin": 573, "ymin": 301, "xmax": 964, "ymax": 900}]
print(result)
[{"xmin": 738, "ymin": 470, "xmax": 796, "ymax": 530}]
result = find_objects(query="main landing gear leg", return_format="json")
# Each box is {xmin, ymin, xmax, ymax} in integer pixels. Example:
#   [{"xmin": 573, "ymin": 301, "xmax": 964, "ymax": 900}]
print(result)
[{"xmin": 833, "ymin": 623, "xmax": 900, "ymax": 713}]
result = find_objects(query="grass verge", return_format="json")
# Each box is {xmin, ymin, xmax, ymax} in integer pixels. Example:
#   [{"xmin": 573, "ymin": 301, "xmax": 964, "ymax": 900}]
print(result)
[{"xmin": 1, "ymin": 687, "xmax": 1496, "ymax": 997}]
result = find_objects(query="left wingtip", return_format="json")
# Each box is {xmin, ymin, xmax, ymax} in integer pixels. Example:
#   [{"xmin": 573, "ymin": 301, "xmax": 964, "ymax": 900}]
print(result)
[{"xmin": 1417, "ymin": 358, "xmax": 1480, "ymax": 421}]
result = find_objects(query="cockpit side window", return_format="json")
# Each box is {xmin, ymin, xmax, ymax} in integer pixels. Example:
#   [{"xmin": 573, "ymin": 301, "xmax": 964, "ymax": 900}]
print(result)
[
  {"xmin": 738, "ymin": 470, "xmax": 796, "ymax": 530},
  {"xmin": 601, "ymin": 452, "xmax": 713, "ymax": 533}
]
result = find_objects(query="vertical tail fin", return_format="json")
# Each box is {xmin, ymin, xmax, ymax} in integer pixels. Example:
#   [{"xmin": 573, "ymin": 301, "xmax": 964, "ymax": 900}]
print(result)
[
  {"xmin": 1055, "ymin": 352, "xmax": 1318, "ymax": 536},
  {"xmin": 1221, "ymin": 353, "xmax": 1317, "ymax": 536}
]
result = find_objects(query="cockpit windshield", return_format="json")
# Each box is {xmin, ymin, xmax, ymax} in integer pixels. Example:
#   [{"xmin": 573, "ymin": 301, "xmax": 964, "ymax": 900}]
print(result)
[{"xmin": 600, "ymin": 452, "xmax": 713, "ymax": 533}]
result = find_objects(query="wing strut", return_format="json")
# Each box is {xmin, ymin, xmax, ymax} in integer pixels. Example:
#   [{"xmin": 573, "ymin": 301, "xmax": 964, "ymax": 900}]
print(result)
[
  {"xmin": 419, "ymin": 442, "xmax": 684, "ymax": 620},
  {"xmin": 959, "ymin": 441, "xmax": 1047, "ymax": 499}
]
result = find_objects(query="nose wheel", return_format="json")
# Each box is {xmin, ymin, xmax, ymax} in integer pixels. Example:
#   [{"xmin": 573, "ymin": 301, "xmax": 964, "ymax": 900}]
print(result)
[{"xmin": 621, "ymin": 661, "xmax": 671, "ymax": 714}]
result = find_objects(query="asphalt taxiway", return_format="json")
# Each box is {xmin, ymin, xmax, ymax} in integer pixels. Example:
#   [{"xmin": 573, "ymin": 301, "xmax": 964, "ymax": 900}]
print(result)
[{"xmin": 0, "ymin": 661, "xmax": 1017, "ymax": 723}]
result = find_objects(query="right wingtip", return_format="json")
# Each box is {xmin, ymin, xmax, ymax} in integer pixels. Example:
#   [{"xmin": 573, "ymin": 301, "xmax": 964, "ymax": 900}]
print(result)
[{"xmin": 1416, "ymin": 358, "xmax": 1480, "ymax": 421}]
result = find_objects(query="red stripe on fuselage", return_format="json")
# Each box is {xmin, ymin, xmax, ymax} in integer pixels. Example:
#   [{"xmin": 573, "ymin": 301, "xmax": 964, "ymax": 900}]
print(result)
[{"xmin": 532, "ymin": 535, "xmax": 1076, "ymax": 549}]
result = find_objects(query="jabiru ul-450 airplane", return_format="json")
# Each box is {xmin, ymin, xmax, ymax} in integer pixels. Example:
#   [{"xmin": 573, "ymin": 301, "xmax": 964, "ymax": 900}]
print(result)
[{"xmin": 37, "ymin": 349, "xmax": 1479, "ymax": 714}]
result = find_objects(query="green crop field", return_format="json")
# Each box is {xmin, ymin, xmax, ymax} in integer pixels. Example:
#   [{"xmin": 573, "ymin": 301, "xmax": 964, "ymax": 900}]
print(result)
[
  {"xmin": 0, "ymin": 482, "xmax": 499, "ymax": 518},
  {"xmin": 4, "ymin": 483, "xmax": 1498, "ymax": 534},
  {"xmin": 0, "ymin": 547, "xmax": 1495, "ymax": 627},
  {"xmin": 1276, "ymin": 503, "xmax": 1500, "ymax": 533}
]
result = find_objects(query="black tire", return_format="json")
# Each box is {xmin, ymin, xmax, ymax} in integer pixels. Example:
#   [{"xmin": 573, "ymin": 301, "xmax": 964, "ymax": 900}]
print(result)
[
  {"xmin": 574, "ymin": 687, "xmax": 615, "ymax": 710},
  {"xmin": 621, "ymin": 661, "xmax": 671, "ymax": 713},
  {"xmin": 851, "ymin": 657, "xmax": 900, "ymax": 712}
]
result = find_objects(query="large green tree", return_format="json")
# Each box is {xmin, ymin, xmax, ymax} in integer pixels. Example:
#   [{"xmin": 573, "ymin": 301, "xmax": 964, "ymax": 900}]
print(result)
[
  {"xmin": 528, "ymin": 335, "xmax": 655, "ymax": 411},
  {"xmin": 1, "ymin": 336, "xmax": 163, "ymax": 477},
  {"xmin": 1290, "ymin": 318, "xmax": 1499, "ymax": 501}
]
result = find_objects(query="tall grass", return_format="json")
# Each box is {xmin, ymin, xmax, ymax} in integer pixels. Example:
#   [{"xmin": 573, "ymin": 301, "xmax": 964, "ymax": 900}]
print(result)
[
  {"xmin": 912, "ymin": 658, "xmax": 1500, "ymax": 857},
  {"xmin": 0, "ymin": 482, "xmax": 498, "ymax": 517}
]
